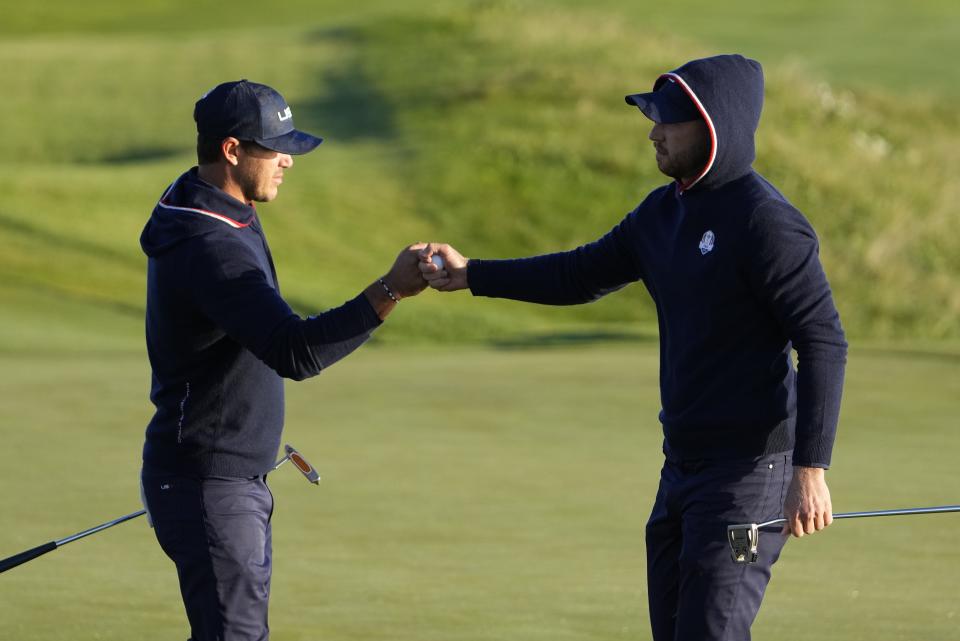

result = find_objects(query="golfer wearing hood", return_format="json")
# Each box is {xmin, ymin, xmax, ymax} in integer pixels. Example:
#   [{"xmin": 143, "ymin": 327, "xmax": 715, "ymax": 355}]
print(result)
[
  {"xmin": 420, "ymin": 55, "xmax": 847, "ymax": 639},
  {"xmin": 139, "ymin": 80, "xmax": 427, "ymax": 641}
]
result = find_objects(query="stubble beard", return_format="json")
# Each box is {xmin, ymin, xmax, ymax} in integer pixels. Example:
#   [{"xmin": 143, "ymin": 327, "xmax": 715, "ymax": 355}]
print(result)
[
  {"xmin": 657, "ymin": 143, "xmax": 710, "ymax": 183},
  {"xmin": 238, "ymin": 166, "xmax": 279, "ymax": 203}
]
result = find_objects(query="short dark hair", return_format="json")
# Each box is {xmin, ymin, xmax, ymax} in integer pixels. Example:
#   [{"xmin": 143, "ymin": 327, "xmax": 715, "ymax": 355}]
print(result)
[
  {"xmin": 197, "ymin": 134, "xmax": 224, "ymax": 165},
  {"xmin": 196, "ymin": 136, "xmax": 267, "ymax": 164}
]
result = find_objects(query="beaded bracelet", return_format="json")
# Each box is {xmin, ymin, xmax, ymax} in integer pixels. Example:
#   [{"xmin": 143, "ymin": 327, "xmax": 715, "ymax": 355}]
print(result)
[{"xmin": 378, "ymin": 278, "xmax": 399, "ymax": 303}]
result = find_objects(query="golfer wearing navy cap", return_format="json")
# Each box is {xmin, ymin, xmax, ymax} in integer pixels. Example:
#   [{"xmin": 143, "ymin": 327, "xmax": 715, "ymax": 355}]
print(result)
[
  {"xmin": 419, "ymin": 55, "xmax": 848, "ymax": 640},
  {"xmin": 139, "ymin": 80, "xmax": 427, "ymax": 641}
]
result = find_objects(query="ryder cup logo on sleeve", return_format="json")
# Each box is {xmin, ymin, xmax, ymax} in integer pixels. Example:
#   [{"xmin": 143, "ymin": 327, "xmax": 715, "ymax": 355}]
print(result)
[{"xmin": 699, "ymin": 230, "xmax": 716, "ymax": 255}]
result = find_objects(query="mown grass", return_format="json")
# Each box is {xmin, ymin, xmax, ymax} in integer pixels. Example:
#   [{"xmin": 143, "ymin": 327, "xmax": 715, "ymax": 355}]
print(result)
[{"xmin": 0, "ymin": 344, "xmax": 957, "ymax": 640}]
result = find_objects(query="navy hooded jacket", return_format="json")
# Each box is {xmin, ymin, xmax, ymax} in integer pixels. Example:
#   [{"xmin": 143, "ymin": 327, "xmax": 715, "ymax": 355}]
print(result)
[
  {"xmin": 141, "ymin": 168, "xmax": 381, "ymax": 477},
  {"xmin": 468, "ymin": 55, "xmax": 847, "ymax": 467}
]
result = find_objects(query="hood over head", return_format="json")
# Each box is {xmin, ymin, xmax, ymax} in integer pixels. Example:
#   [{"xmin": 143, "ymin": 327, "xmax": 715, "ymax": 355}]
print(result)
[{"xmin": 626, "ymin": 54, "xmax": 764, "ymax": 192}]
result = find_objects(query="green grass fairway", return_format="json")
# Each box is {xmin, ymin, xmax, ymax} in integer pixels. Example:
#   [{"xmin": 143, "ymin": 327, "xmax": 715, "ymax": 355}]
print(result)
[{"xmin": 0, "ymin": 344, "xmax": 957, "ymax": 640}]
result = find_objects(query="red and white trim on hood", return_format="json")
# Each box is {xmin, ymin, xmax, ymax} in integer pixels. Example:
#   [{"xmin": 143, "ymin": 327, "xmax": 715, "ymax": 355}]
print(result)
[
  {"xmin": 659, "ymin": 73, "xmax": 718, "ymax": 193},
  {"xmin": 156, "ymin": 179, "xmax": 252, "ymax": 229}
]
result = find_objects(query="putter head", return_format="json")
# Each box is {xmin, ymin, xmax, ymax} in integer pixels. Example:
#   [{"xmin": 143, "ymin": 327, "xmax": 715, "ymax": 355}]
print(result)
[
  {"xmin": 285, "ymin": 444, "xmax": 320, "ymax": 485},
  {"xmin": 727, "ymin": 523, "xmax": 759, "ymax": 564}
]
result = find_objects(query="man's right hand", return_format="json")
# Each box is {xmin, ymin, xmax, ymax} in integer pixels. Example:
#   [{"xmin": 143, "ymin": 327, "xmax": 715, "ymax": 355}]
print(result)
[
  {"xmin": 781, "ymin": 466, "xmax": 833, "ymax": 537},
  {"xmin": 418, "ymin": 243, "xmax": 469, "ymax": 292}
]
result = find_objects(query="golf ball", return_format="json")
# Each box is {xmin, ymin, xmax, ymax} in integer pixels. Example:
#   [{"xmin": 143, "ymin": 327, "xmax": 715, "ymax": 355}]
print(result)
[{"xmin": 431, "ymin": 254, "xmax": 444, "ymax": 270}]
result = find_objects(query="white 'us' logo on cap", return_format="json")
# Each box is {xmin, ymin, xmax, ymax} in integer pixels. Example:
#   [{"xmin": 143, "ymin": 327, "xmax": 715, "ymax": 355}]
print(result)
[
  {"xmin": 699, "ymin": 230, "xmax": 715, "ymax": 255},
  {"xmin": 278, "ymin": 106, "xmax": 292, "ymax": 121}
]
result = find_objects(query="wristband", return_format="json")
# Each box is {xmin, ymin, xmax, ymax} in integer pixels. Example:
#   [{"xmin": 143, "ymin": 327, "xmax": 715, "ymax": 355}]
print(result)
[{"xmin": 378, "ymin": 278, "xmax": 399, "ymax": 303}]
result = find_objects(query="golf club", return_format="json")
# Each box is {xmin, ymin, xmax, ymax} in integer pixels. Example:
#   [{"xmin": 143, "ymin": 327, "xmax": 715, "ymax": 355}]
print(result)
[
  {"xmin": 0, "ymin": 444, "xmax": 319, "ymax": 575},
  {"xmin": 728, "ymin": 504, "xmax": 960, "ymax": 563},
  {"xmin": 274, "ymin": 443, "xmax": 321, "ymax": 484}
]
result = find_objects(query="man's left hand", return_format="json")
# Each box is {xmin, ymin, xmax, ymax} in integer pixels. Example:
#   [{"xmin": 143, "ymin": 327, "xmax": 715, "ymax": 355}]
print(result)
[
  {"xmin": 383, "ymin": 243, "xmax": 430, "ymax": 299},
  {"xmin": 781, "ymin": 466, "xmax": 833, "ymax": 537}
]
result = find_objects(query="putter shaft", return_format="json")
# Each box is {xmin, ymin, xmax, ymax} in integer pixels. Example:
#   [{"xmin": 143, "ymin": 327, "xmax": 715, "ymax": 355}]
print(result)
[
  {"xmin": 1, "ymin": 444, "xmax": 319, "ymax": 575},
  {"xmin": 756, "ymin": 504, "xmax": 960, "ymax": 529},
  {"xmin": 729, "ymin": 504, "xmax": 960, "ymax": 564},
  {"xmin": 58, "ymin": 510, "xmax": 147, "ymax": 546}
]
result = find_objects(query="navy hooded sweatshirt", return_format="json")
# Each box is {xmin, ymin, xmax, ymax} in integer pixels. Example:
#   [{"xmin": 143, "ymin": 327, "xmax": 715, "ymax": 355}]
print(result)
[
  {"xmin": 468, "ymin": 55, "xmax": 847, "ymax": 467},
  {"xmin": 141, "ymin": 168, "xmax": 382, "ymax": 477}
]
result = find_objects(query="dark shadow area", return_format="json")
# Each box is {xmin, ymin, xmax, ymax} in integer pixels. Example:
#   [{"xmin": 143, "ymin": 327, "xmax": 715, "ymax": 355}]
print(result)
[
  {"xmin": 285, "ymin": 296, "xmax": 327, "ymax": 318},
  {"xmin": 857, "ymin": 345, "xmax": 960, "ymax": 364},
  {"xmin": 489, "ymin": 329, "xmax": 657, "ymax": 350},
  {"xmin": 0, "ymin": 211, "xmax": 143, "ymax": 270},
  {"xmin": 308, "ymin": 25, "xmax": 365, "ymax": 44},
  {"xmin": 1, "ymin": 274, "xmax": 144, "ymax": 320},
  {"xmin": 297, "ymin": 30, "xmax": 397, "ymax": 143},
  {"xmin": 97, "ymin": 145, "xmax": 186, "ymax": 165}
]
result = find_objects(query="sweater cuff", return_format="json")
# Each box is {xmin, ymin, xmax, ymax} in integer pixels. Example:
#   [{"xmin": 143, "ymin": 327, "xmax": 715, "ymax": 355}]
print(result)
[
  {"xmin": 791, "ymin": 459, "xmax": 830, "ymax": 470},
  {"xmin": 467, "ymin": 259, "xmax": 489, "ymax": 297},
  {"xmin": 467, "ymin": 258, "xmax": 523, "ymax": 299},
  {"xmin": 352, "ymin": 292, "xmax": 384, "ymax": 330}
]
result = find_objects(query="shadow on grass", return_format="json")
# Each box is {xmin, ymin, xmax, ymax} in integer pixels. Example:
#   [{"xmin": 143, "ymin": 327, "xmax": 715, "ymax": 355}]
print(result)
[
  {"xmin": 285, "ymin": 296, "xmax": 330, "ymax": 319},
  {"xmin": 0, "ymin": 275, "xmax": 143, "ymax": 319},
  {"xmin": 0, "ymin": 211, "xmax": 143, "ymax": 271},
  {"xmin": 489, "ymin": 329, "xmax": 657, "ymax": 349},
  {"xmin": 857, "ymin": 345, "xmax": 960, "ymax": 364},
  {"xmin": 97, "ymin": 146, "xmax": 186, "ymax": 165},
  {"xmin": 297, "ymin": 28, "xmax": 397, "ymax": 144}
]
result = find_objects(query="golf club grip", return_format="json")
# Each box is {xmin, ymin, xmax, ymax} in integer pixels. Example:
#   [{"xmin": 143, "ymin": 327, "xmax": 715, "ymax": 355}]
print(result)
[{"xmin": 0, "ymin": 541, "xmax": 57, "ymax": 574}]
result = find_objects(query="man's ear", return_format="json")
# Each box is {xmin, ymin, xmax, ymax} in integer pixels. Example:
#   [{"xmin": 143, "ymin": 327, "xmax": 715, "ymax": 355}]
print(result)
[{"xmin": 222, "ymin": 137, "xmax": 242, "ymax": 166}]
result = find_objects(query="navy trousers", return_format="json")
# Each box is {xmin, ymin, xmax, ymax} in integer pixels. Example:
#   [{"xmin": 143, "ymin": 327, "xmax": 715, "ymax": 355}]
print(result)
[
  {"xmin": 646, "ymin": 451, "xmax": 791, "ymax": 641},
  {"xmin": 142, "ymin": 474, "xmax": 274, "ymax": 641}
]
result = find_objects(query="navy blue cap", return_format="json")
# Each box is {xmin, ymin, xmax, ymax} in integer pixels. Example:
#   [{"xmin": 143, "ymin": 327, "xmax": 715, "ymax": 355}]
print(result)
[
  {"xmin": 194, "ymin": 80, "xmax": 322, "ymax": 155},
  {"xmin": 625, "ymin": 78, "xmax": 702, "ymax": 124}
]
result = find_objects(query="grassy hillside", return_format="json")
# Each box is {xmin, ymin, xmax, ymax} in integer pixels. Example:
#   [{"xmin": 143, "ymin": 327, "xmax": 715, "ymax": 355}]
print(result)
[
  {"xmin": 5, "ymin": 0, "xmax": 958, "ymax": 99},
  {"xmin": 573, "ymin": 0, "xmax": 960, "ymax": 98},
  {"xmin": 0, "ymin": 1, "xmax": 957, "ymax": 351}
]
